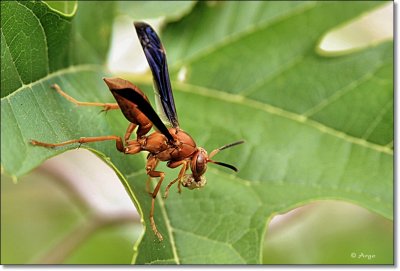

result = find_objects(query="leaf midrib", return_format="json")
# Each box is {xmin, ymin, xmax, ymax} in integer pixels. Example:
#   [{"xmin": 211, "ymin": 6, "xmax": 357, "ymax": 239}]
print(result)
[
  {"xmin": 173, "ymin": 80, "xmax": 392, "ymax": 155},
  {"xmin": 156, "ymin": 185, "xmax": 180, "ymax": 264},
  {"xmin": 118, "ymin": 71, "xmax": 392, "ymax": 156}
]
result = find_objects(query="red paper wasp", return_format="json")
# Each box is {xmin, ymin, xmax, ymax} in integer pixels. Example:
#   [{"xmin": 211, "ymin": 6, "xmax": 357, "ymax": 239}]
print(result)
[{"xmin": 31, "ymin": 22, "xmax": 244, "ymax": 241}]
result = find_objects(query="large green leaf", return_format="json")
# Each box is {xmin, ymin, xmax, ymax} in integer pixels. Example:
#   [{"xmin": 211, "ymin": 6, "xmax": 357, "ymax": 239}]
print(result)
[
  {"xmin": 1, "ymin": 1, "xmax": 115, "ymax": 99},
  {"xmin": 163, "ymin": 1, "xmax": 393, "ymax": 147},
  {"xmin": 1, "ymin": 0, "xmax": 115, "ymax": 175},
  {"xmin": 1, "ymin": 1, "xmax": 393, "ymax": 264},
  {"xmin": 134, "ymin": 2, "xmax": 393, "ymax": 264}
]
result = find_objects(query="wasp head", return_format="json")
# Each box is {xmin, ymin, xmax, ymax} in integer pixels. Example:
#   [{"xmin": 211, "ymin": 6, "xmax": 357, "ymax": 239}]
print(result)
[{"xmin": 182, "ymin": 141, "xmax": 244, "ymax": 190}]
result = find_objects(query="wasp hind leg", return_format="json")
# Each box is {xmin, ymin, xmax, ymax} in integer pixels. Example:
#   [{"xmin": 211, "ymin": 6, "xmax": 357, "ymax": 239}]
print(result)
[
  {"xmin": 51, "ymin": 84, "xmax": 119, "ymax": 112},
  {"xmin": 31, "ymin": 135, "xmax": 125, "ymax": 153}
]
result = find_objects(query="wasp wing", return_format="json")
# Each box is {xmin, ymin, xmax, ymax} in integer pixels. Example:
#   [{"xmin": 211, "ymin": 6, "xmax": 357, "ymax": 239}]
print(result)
[
  {"xmin": 134, "ymin": 22, "xmax": 179, "ymax": 128},
  {"xmin": 104, "ymin": 77, "xmax": 174, "ymax": 142}
]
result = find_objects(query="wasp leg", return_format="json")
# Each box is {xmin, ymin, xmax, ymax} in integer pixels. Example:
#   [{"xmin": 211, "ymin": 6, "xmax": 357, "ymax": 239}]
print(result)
[
  {"xmin": 143, "ymin": 159, "xmax": 159, "ymax": 194},
  {"xmin": 124, "ymin": 123, "xmax": 136, "ymax": 144},
  {"xmin": 122, "ymin": 111, "xmax": 152, "ymax": 141},
  {"xmin": 145, "ymin": 176, "xmax": 152, "ymax": 195},
  {"xmin": 52, "ymin": 84, "xmax": 119, "ymax": 112},
  {"xmin": 163, "ymin": 160, "xmax": 188, "ymax": 199},
  {"xmin": 146, "ymin": 156, "xmax": 164, "ymax": 241},
  {"xmin": 136, "ymin": 121, "xmax": 152, "ymax": 139},
  {"xmin": 31, "ymin": 135, "xmax": 124, "ymax": 153}
]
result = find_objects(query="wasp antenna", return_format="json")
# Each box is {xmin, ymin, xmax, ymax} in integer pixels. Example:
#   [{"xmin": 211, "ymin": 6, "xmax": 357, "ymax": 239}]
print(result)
[
  {"xmin": 208, "ymin": 160, "xmax": 238, "ymax": 172},
  {"xmin": 209, "ymin": 140, "xmax": 245, "ymax": 159}
]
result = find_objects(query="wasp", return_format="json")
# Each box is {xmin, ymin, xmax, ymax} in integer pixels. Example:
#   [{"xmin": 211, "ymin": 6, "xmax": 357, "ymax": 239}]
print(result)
[{"xmin": 31, "ymin": 22, "xmax": 244, "ymax": 241}]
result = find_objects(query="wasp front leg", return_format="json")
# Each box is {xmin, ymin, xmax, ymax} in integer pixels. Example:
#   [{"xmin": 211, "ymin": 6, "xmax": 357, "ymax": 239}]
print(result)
[
  {"xmin": 163, "ymin": 160, "xmax": 189, "ymax": 199},
  {"xmin": 146, "ymin": 156, "xmax": 165, "ymax": 241}
]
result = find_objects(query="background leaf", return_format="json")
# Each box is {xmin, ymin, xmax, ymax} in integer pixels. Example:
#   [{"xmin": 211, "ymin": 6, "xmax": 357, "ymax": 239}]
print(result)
[
  {"xmin": 1, "ymin": 151, "xmax": 141, "ymax": 264},
  {"xmin": 118, "ymin": 1, "xmax": 196, "ymax": 21},
  {"xmin": 262, "ymin": 201, "xmax": 393, "ymax": 264},
  {"xmin": 70, "ymin": 1, "xmax": 116, "ymax": 65},
  {"xmin": 43, "ymin": 1, "xmax": 77, "ymax": 16},
  {"xmin": 1, "ymin": 1, "xmax": 393, "ymax": 264}
]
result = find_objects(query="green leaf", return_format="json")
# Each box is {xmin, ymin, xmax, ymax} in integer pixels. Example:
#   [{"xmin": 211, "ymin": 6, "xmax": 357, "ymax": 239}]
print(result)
[
  {"xmin": 0, "ymin": 1, "xmax": 114, "ymax": 97},
  {"xmin": 1, "ymin": 1, "xmax": 393, "ymax": 264},
  {"xmin": 44, "ymin": 1, "xmax": 78, "ymax": 16},
  {"xmin": 70, "ymin": 1, "xmax": 116, "ymax": 65},
  {"xmin": 164, "ymin": 2, "xmax": 393, "ymax": 147},
  {"xmin": 1, "ymin": 0, "xmax": 115, "ymax": 175},
  {"xmin": 134, "ymin": 2, "xmax": 393, "ymax": 263},
  {"xmin": 1, "ymin": 1, "xmax": 55, "ymax": 96},
  {"xmin": 118, "ymin": 1, "xmax": 196, "ymax": 21}
]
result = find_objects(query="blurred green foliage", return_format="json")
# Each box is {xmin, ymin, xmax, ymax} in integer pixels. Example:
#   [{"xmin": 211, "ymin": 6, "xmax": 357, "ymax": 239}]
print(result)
[
  {"xmin": 1, "ymin": 171, "xmax": 140, "ymax": 264},
  {"xmin": 263, "ymin": 201, "xmax": 393, "ymax": 264}
]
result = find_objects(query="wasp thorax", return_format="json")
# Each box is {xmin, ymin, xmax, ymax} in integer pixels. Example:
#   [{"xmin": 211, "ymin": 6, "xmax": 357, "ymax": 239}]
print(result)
[{"xmin": 182, "ymin": 174, "xmax": 207, "ymax": 190}]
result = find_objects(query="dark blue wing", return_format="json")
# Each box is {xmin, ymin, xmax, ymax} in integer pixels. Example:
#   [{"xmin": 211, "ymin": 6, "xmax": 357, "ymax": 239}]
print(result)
[{"xmin": 134, "ymin": 22, "xmax": 179, "ymax": 128}]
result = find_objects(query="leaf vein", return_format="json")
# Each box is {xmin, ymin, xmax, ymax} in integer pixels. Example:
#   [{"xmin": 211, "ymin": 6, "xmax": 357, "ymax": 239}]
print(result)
[
  {"xmin": 1, "ymin": 64, "xmax": 104, "ymax": 101},
  {"xmin": 28, "ymin": 85, "xmax": 60, "ymax": 141},
  {"xmin": 173, "ymin": 228, "xmax": 247, "ymax": 263},
  {"xmin": 171, "ymin": 2, "xmax": 317, "ymax": 70},
  {"xmin": 16, "ymin": 1, "xmax": 50, "ymax": 75},
  {"xmin": 302, "ymin": 70, "xmax": 377, "ymax": 117},
  {"xmin": 3, "ymin": 100, "xmax": 27, "ymax": 173},
  {"xmin": 174, "ymin": 81, "xmax": 393, "ymax": 155},
  {"xmin": 240, "ymin": 55, "xmax": 304, "ymax": 96},
  {"xmin": 361, "ymin": 99, "xmax": 392, "ymax": 140},
  {"xmin": 0, "ymin": 30, "xmax": 24, "ymax": 86}
]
